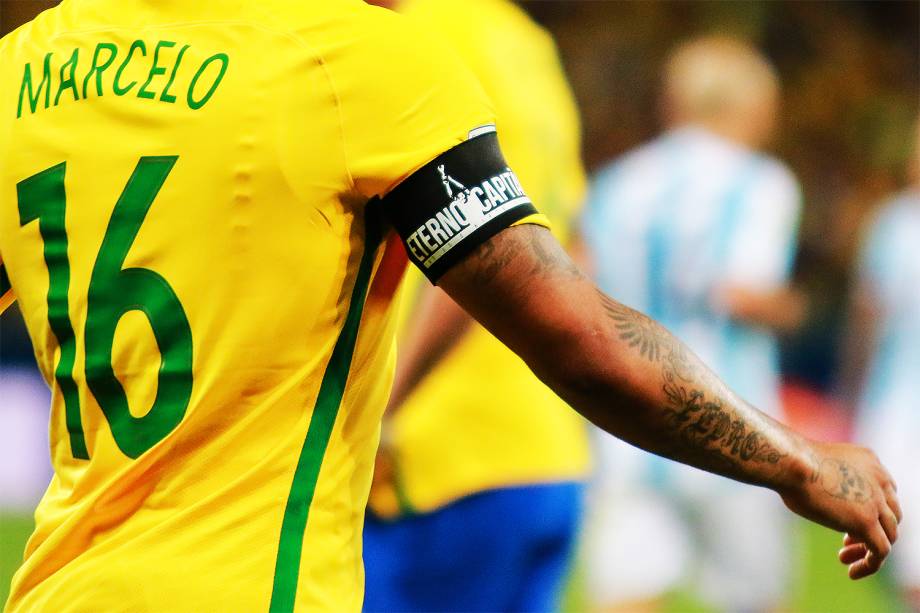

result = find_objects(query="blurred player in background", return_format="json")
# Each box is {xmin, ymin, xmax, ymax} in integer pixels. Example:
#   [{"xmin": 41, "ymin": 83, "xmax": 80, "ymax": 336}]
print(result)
[
  {"xmin": 845, "ymin": 121, "xmax": 920, "ymax": 612},
  {"xmin": 361, "ymin": 1, "xmax": 589, "ymax": 611},
  {"xmin": 0, "ymin": 2, "xmax": 901, "ymax": 612},
  {"xmin": 0, "ymin": 371, "xmax": 52, "ymax": 511},
  {"xmin": 581, "ymin": 37, "xmax": 806, "ymax": 612}
]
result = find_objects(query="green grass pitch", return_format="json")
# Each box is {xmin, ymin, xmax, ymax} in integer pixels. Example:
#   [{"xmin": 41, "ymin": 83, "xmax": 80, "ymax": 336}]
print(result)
[
  {"xmin": 1, "ymin": 513, "xmax": 908, "ymax": 611},
  {"xmin": 1, "ymin": 515, "xmax": 33, "ymax": 608},
  {"xmin": 561, "ymin": 519, "xmax": 908, "ymax": 612}
]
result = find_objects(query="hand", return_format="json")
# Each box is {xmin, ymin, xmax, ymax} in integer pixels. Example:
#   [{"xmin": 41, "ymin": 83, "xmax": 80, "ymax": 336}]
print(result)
[
  {"xmin": 371, "ymin": 425, "xmax": 396, "ymax": 495},
  {"xmin": 715, "ymin": 284, "xmax": 806, "ymax": 333},
  {"xmin": 779, "ymin": 441, "xmax": 902, "ymax": 579},
  {"xmin": 366, "ymin": 423, "xmax": 405, "ymax": 519}
]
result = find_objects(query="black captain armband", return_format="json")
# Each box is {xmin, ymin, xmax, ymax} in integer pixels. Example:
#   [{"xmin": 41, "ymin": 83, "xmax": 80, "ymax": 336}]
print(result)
[{"xmin": 380, "ymin": 130, "xmax": 540, "ymax": 283}]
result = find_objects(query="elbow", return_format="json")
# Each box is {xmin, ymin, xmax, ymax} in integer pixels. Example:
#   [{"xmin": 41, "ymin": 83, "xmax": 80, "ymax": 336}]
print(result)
[{"xmin": 524, "ymin": 321, "xmax": 633, "ymax": 414}]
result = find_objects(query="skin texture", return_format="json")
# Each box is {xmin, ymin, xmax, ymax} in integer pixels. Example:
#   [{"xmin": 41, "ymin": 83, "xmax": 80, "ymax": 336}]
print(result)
[
  {"xmin": 437, "ymin": 223, "xmax": 901, "ymax": 581},
  {"xmin": 383, "ymin": 234, "xmax": 593, "ymax": 415},
  {"xmin": 384, "ymin": 284, "xmax": 470, "ymax": 414},
  {"xmin": 718, "ymin": 285, "xmax": 807, "ymax": 334}
]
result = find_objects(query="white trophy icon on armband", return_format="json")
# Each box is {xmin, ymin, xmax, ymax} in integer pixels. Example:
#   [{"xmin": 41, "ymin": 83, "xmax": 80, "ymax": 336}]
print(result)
[{"xmin": 438, "ymin": 164, "xmax": 486, "ymax": 226}]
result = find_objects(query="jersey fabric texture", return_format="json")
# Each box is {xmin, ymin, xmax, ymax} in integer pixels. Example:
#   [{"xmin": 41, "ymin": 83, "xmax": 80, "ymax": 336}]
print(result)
[
  {"xmin": 581, "ymin": 126, "xmax": 801, "ymax": 609},
  {"xmin": 855, "ymin": 190, "xmax": 920, "ymax": 587},
  {"xmin": 0, "ymin": 1, "xmax": 543, "ymax": 610},
  {"xmin": 368, "ymin": 0, "xmax": 590, "ymax": 519},
  {"xmin": 363, "ymin": 482, "xmax": 582, "ymax": 613}
]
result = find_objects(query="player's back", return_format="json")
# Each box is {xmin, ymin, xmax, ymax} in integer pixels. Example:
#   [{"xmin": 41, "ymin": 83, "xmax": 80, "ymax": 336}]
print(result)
[{"xmin": 0, "ymin": 1, "xmax": 496, "ymax": 610}]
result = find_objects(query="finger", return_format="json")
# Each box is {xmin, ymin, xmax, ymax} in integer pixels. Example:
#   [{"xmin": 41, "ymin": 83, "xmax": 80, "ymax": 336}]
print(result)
[
  {"xmin": 839, "ymin": 543, "xmax": 868, "ymax": 565},
  {"xmin": 862, "ymin": 520, "xmax": 892, "ymax": 559},
  {"xmin": 844, "ymin": 533, "xmax": 860, "ymax": 547},
  {"xmin": 849, "ymin": 523, "xmax": 891, "ymax": 580},
  {"xmin": 880, "ymin": 508, "xmax": 899, "ymax": 545},
  {"xmin": 850, "ymin": 550, "xmax": 884, "ymax": 580},
  {"xmin": 877, "ymin": 463, "xmax": 897, "ymax": 492},
  {"xmin": 885, "ymin": 483, "xmax": 903, "ymax": 524}
]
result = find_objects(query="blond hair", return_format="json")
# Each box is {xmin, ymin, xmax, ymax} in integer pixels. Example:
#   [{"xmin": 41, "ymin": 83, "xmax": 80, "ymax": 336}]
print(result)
[{"xmin": 664, "ymin": 36, "xmax": 779, "ymax": 126}]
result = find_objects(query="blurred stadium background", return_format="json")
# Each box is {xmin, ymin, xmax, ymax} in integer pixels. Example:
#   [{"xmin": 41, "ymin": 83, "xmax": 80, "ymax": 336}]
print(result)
[{"xmin": 1, "ymin": 1, "xmax": 917, "ymax": 611}]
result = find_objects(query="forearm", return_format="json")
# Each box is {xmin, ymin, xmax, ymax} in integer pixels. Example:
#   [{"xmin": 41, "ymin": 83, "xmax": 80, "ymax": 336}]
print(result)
[
  {"xmin": 438, "ymin": 224, "xmax": 898, "ymax": 578},
  {"xmin": 387, "ymin": 281, "xmax": 471, "ymax": 413},
  {"xmin": 836, "ymin": 289, "xmax": 879, "ymax": 408},
  {"xmin": 720, "ymin": 284, "xmax": 807, "ymax": 334},
  {"xmin": 440, "ymin": 225, "xmax": 814, "ymax": 493},
  {"xmin": 540, "ymin": 293, "xmax": 813, "ymax": 490}
]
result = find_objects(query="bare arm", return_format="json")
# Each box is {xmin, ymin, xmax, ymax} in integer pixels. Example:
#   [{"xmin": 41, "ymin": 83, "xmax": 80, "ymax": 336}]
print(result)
[
  {"xmin": 719, "ymin": 284, "xmax": 807, "ymax": 334},
  {"xmin": 388, "ymin": 230, "xmax": 592, "ymax": 414},
  {"xmin": 837, "ymin": 283, "xmax": 880, "ymax": 409},
  {"xmin": 439, "ymin": 224, "xmax": 901, "ymax": 579},
  {"xmin": 386, "ymin": 284, "xmax": 470, "ymax": 413}
]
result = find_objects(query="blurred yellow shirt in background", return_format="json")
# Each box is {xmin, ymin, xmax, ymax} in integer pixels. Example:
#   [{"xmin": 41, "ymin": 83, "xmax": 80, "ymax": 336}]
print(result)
[{"xmin": 371, "ymin": 0, "xmax": 590, "ymax": 517}]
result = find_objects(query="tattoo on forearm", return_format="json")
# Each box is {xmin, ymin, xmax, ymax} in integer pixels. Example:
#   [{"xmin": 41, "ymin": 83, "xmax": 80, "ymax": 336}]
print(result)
[
  {"xmin": 813, "ymin": 458, "xmax": 870, "ymax": 503},
  {"xmin": 464, "ymin": 225, "xmax": 583, "ymax": 285},
  {"xmin": 599, "ymin": 293, "xmax": 669, "ymax": 362},
  {"xmin": 596, "ymin": 289, "xmax": 786, "ymax": 470},
  {"xmin": 526, "ymin": 225, "xmax": 583, "ymax": 279},
  {"xmin": 466, "ymin": 232, "xmax": 516, "ymax": 285}
]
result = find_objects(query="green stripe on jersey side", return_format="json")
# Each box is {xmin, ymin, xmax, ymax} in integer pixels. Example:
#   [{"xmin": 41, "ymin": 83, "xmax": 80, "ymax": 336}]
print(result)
[{"xmin": 269, "ymin": 211, "xmax": 382, "ymax": 613}]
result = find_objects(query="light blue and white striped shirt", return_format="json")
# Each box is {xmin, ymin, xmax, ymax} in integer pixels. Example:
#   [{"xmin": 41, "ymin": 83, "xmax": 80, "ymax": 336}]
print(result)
[
  {"xmin": 858, "ymin": 190, "xmax": 920, "ymax": 426},
  {"xmin": 583, "ymin": 126, "xmax": 801, "ymax": 416}
]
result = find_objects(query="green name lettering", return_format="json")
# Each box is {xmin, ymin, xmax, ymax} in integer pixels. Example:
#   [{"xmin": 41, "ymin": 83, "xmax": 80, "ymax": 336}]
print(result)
[
  {"xmin": 187, "ymin": 53, "xmax": 229, "ymax": 110},
  {"xmin": 113, "ymin": 40, "xmax": 147, "ymax": 96},
  {"xmin": 16, "ymin": 41, "xmax": 230, "ymax": 117},
  {"xmin": 160, "ymin": 44, "xmax": 190, "ymax": 104},
  {"xmin": 138, "ymin": 40, "xmax": 176, "ymax": 100},
  {"xmin": 82, "ymin": 43, "xmax": 119, "ymax": 99},
  {"xmin": 17, "ymin": 53, "xmax": 53, "ymax": 118},
  {"xmin": 54, "ymin": 48, "xmax": 80, "ymax": 106}
]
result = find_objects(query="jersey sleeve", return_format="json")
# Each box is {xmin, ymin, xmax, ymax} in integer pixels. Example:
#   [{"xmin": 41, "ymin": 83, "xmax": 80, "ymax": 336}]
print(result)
[
  {"xmin": 333, "ymin": 8, "xmax": 496, "ymax": 198},
  {"xmin": 723, "ymin": 161, "xmax": 802, "ymax": 290},
  {"xmin": 331, "ymin": 7, "xmax": 546, "ymax": 282}
]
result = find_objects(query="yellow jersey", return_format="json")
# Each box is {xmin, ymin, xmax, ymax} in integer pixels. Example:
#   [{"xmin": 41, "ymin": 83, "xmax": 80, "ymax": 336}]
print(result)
[
  {"xmin": 370, "ymin": 0, "xmax": 590, "ymax": 517},
  {"xmin": 0, "ymin": 0, "xmax": 544, "ymax": 610}
]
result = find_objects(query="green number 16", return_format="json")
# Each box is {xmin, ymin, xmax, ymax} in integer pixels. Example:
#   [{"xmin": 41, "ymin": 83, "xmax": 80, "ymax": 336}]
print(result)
[{"xmin": 18, "ymin": 156, "xmax": 193, "ymax": 460}]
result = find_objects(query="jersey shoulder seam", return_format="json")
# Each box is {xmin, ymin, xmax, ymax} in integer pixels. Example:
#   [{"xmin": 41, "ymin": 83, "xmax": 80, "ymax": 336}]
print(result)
[{"xmin": 242, "ymin": 7, "xmax": 358, "ymax": 194}]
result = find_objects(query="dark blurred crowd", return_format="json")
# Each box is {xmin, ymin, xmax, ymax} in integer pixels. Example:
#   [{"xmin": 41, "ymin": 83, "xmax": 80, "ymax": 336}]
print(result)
[
  {"xmin": 525, "ymin": 0, "xmax": 919, "ymax": 393},
  {"xmin": 4, "ymin": 0, "xmax": 917, "ymax": 388}
]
